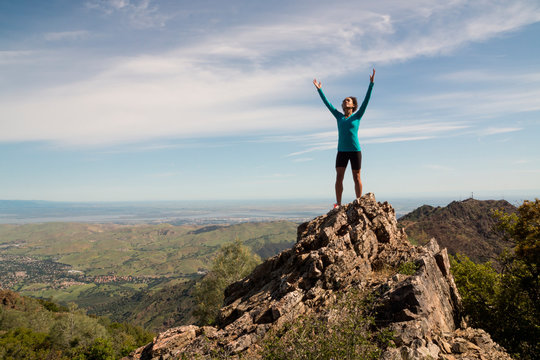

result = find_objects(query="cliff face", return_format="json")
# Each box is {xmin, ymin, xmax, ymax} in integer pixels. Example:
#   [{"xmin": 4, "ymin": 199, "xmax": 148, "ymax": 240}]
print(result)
[{"xmin": 126, "ymin": 194, "xmax": 510, "ymax": 360}]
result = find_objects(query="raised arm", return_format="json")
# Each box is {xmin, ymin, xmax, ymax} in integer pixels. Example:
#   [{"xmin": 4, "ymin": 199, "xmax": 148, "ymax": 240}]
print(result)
[
  {"xmin": 314, "ymin": 78, "xmax": 341, "ymax": 118},
  {"xmin": 351, "ymin": 69, "xmax": 375, "ymax": 120}
]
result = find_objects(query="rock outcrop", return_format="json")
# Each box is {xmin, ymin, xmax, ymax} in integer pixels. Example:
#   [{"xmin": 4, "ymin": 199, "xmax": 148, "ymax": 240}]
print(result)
[{"xmin": 126, "ymin": 194, "xmax": 511, "ymax": 360}]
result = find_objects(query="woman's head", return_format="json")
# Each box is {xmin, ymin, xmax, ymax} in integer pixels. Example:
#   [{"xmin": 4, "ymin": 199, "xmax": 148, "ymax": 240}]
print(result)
[{"xmin": 342, "ymin": 96, "xmax": 358, "ymax": 113}]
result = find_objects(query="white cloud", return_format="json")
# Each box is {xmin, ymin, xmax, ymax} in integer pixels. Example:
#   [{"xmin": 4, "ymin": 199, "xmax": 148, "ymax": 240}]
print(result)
[
  {"xmin": 283, "ymin": 122, "xmax": 470, "ymax": 156},
  {"xmin": 1, "ymin": 1, "xmax": 539, "ymax": 147},
  {"xmin": 413, "ymin": 88, "xmax": 540, "ymax": 117},
  {"xmin": 0, "ymin": 50, "xmax": 35, "ymax": 65},
  {"xmin": 436, "ymin": 70, "xmax": 540, "ymax": 84},
  {"xmin": 481, "ymin": 127, "xmax": 522, "ymax": 135},
  {"xmin": 86, "ymin": 0, "xmax": 168, "ymax": 28}
]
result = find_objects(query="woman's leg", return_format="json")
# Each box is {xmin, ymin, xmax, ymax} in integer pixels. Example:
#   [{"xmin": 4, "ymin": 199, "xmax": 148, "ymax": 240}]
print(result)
[
  {"xmin": 335, "ymin": 167, "xmax": 346, "ymax": 205},
  {"xmin": 352, "ymin": 169, "xmax": 362, "ymax": 198},
  {"xmin": 351, "ymin": 151, "xmax": 362, "ymax": 199}
]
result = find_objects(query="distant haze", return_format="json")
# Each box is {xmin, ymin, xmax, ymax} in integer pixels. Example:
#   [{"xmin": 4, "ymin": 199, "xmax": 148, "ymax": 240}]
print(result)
[{"xmin": 0, "ymin": 195, "xmax": 532, "ymax": 225}]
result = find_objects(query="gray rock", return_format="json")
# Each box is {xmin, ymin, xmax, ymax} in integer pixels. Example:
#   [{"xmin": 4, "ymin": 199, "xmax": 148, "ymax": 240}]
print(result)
[{"xmin": 125, "ymin": 193, "xmax": 512, "ymax": 360}]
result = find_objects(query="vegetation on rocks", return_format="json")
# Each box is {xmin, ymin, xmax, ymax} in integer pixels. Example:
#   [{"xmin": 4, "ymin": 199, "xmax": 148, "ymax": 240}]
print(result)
[
  {"xmin": 261, "ymin": 289, "xmax": 393, "ymax": 360},
  {"xmin": 193, "ymin": 239, "xmax": 261, "ymax": 325},
  {"xmin": 451, "ymin": 199, "xmax": 539, "ymax": 360}
]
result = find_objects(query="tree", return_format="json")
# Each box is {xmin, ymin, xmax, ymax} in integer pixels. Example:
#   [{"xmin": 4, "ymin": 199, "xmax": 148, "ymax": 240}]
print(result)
[
  {"xmin": 193, "ymin": 239, "xmax": 261, "ymax": 325},
  {"xmin": 84, "ymin": 338, "xmax": 115, "ymax": 360},
  {"xmin": 451, "ymin": 199, "xmax": 540, "ymax": 360},
  {"xmin": 494, "ymin": 199, "xmax": 539, "ymax": 304}
]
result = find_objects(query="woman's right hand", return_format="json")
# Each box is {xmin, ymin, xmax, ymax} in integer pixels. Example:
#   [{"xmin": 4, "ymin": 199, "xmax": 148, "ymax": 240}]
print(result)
[
  {"xmin": 370, "ymin": 69, "xmax": 375, "ymax": 83},
  {"xmin": 313, "ymin": 78, "xmax": 322, "ymax": 89}
]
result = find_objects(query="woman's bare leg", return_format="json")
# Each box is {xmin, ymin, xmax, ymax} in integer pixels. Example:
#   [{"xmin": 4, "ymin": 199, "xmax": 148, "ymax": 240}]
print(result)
[
  {"xmin": 352, "ymin": 169, "xmax": 362, "ymax": 199},
  {"xmin": 335, "ymin": 167, "xmax": 346, "ymax": 205}
]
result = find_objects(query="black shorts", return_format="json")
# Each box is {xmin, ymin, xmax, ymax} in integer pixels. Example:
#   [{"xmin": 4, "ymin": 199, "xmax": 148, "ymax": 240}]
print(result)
[{"xmin": 336, "ymin": 151, "xmax": 362, "ymax": 170}]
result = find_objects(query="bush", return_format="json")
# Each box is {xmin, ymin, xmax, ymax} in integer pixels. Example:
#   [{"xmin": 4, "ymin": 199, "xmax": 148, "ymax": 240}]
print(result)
[
  {"xmin": 451, "ymin": 199, "xmax": 539, "ymax": 360},
  {"xmin": 0, "ymin": 292, "xmax": 154, "ymax": 360},
  {"xmin": 0, "ymin": 328, "xmax": 62, "ymax": 360},
  {"xmin": 193, "ymin": 239, "xmax": 261, "ymax": 325},
  {"xmin": 260, "ymin": 289, "xmax": 393, "ymax": 360},
  {"xmin": 397, "ymin": 261, "xmax": 419, "ymax": 275}
]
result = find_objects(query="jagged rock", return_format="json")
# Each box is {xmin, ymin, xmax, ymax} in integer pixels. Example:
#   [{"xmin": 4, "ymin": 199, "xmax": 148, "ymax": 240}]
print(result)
[{"xmin": 125, "ymin": 193, "xmax": 511, "ymax": 360}]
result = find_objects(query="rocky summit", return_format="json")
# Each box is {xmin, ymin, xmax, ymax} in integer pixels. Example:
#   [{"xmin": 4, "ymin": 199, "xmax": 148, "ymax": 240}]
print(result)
[{"xmin": 126, "ymin": 194, "xmax": 511, "ymax": 360}]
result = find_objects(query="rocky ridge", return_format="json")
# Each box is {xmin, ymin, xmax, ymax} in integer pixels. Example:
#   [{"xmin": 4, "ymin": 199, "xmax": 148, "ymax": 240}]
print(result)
[{"xmin": 126, "ymin": 194, "xmax": 511, "ymax": 360}]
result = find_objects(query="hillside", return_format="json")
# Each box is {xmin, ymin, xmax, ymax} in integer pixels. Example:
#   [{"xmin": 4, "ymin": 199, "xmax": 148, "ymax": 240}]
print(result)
[
  {"xmin": 398, "ymin": 198, "xmax": 516, "ymax": 263},
  {"xmin": 89, "ymin": 280, "xmax": 197, "ymax": 332},
  {"xmin": 0, "ymin": 221, "xmax": 296, "ymax": 327},
  {"xmin": 0, "ymin": 289, "xmax": 153, "ymax": 359}
]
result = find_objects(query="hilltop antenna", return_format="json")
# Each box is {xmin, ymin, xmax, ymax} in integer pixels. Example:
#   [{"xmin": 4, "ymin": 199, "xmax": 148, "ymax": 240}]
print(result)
[{"xmin": 471, "ymin": 192, "xmax": 474, "ymax": 199}]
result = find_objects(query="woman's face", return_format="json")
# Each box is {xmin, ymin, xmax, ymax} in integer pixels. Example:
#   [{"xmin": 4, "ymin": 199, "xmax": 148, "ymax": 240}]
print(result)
[{"xmin": 342, "ymin": 97, "xmax": 354, "ymax": 110}]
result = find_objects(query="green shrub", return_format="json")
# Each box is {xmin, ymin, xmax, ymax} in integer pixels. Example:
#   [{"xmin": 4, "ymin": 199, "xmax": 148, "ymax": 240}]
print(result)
[
  {"xmin": 0, "ymin": 327, "xmax": 63, "ymax": 360},
  {"xmin": 0, "ymin": 293, "xmax": 154, "ymax": 360},
  {"xmin": 193, "ymin": 239, "xmax": 261, "ymax": 325},
  {"xmin": 260, "ymin": 289, "xmax": 393, "ymax": 360},
  {"xmin": 450, "ymin": 199, "xmax": 539, "ymax": 360},
  {"xmin": 397, "ymin": 261, "xmax": 419, "ymax": 275},
  {"xmin": 450, "ymin": 254, "xmax": 500, "ymax": 331}
]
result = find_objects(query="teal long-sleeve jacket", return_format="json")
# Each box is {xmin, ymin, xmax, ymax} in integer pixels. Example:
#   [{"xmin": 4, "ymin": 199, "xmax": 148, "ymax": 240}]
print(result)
[{"xmin": 317, "ymin": 82, "xmax": 374, "ymax": 152}]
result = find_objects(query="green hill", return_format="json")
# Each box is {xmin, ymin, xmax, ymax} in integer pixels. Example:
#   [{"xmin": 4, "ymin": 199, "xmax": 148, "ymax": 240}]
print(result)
[{"xmin": 398, "ymin": 198, "xmax": 517, "ymax": 263}]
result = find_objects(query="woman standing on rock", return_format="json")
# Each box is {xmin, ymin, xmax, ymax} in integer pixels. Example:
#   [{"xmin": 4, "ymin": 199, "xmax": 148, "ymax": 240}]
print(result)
[{"xmin": 313, "ymin": 69, "xmax": 375, "ymax": 209}]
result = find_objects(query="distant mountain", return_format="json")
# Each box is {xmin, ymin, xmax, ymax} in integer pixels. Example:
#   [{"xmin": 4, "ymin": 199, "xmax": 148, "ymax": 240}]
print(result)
[{"xmin": 398, "ymin": 198, "xmax": 517, "ymax": 263}]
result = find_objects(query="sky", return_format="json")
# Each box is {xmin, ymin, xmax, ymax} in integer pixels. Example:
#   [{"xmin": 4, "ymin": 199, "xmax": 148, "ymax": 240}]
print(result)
[{"xmin": 1, "ymin": 0, "xmax": 539, "ymax": 203}]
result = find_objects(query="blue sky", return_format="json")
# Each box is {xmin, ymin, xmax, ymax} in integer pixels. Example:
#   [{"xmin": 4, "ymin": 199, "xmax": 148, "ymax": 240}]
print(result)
[{"xmin": 1, "ymin": 0, "xmax": 539, "ymax": 202}]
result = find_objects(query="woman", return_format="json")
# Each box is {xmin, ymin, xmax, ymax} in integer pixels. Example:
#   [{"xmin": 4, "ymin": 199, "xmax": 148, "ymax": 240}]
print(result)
[{"xmin": 313, "ymin": 69, "xmax": 375, "ymax": 208}]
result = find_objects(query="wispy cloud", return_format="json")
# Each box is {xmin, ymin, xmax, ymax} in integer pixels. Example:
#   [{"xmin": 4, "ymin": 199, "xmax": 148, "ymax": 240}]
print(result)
[
  {"xmin": 44, "ymin": 31, "xmax": 90, "ymax": 41},
  {"xmin": 0, "ymin": 50, "xmax": 35, "ymax": 65},
  {"xmin": 292, "ymin": 158, "xmax": 314, "ymax": 162},
  {"xmin": 481, "ymin": 127, "xmax": 522, "ymax": 135},
  {"xmin": 1, "ymin": 1, "xmax": 539, "ymax": 146},
  {"xmin": 86, "ymin": 0, "xmax": 168, "ymax": 28},
  {"xmin": 284, "ymin": 122, "xmax": 470, "ymax": 156},
  {"xmin": 436, "ymin": 70, "xmax": 540, "ymax": 84}
]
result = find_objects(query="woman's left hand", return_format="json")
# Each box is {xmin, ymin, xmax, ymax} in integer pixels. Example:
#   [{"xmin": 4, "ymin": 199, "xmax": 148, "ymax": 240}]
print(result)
[{"xmin": 370, "ymin": 69, "xmax": 375, "ymax": 83}]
